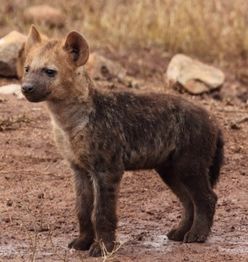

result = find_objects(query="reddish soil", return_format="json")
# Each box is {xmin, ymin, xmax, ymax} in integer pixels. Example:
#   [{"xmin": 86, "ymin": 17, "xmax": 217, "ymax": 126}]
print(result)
[{"xmin": 0, "ymin": 52, "xmax": 248, "ymax": 262}]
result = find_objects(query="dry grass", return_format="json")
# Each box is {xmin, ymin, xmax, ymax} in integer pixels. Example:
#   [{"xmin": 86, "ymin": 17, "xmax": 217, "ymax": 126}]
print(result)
[
  {"xmin": 99, "ymin": 240, "xmax": 123, "ymax": 262},
  {"xmin": 80, "ymin": 0, "xmax": 248, "ymax": 60},
  {"xmin": 1, "ymin": 0, "xmax": 248, "ymax": 60}
]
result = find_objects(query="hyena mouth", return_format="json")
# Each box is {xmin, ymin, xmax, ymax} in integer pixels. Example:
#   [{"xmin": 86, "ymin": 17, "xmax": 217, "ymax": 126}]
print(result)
[{"xmin": 23, "ymin": 90, "xmax": 51, "ymax": 103}]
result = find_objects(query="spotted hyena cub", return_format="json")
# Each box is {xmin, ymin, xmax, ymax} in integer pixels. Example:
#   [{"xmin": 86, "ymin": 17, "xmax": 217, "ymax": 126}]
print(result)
[{"xmin": 21, "ymin": 25, "xmax": 224, "ymax": 257}]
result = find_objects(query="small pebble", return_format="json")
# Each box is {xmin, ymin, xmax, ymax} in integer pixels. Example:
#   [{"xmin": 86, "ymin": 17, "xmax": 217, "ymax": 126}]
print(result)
[
  {"xmin": 6, "ymin": 199, "xmax": 13, "ymax": 206},
  {"xmin": 38, "ymin": 192, "xmax": 44, "ymax": 199},
  {"xmin": 3, "ymin": 217, "xmax": 10, "ymax": 223},
  {"xmin": 230, "ymin": 123, "xmax": 241, "ymax": 130}
]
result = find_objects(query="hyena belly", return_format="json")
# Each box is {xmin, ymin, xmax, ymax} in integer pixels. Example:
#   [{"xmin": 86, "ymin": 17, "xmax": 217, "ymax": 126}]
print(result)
[{"xmin": 122, "ymin": 132, "xmax": 177, "ymax": 170}]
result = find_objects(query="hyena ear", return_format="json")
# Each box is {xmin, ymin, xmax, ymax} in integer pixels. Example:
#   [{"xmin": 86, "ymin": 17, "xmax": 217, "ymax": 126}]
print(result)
[
  {"xmin": 25, "ymin": 25, "xmax": 42, "ymax": 54},
  {"xmin": 63, "ymin": 31, "xmax": 89, "ymax": 66}
]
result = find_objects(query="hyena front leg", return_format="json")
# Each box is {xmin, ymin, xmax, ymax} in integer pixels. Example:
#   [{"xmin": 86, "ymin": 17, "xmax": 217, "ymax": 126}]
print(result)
[
  {"xmin": 68, "ymin": 164, "xmax": 94, "ymax": 250},
  {"xmin": 89, "ymin": 171, "xmax": 123, "ymax": 257}
]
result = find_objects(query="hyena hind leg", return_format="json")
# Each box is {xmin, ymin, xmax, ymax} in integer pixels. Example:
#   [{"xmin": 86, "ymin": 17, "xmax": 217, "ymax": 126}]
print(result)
[
  {"xmin": 182, "ymin": 172, "xmax": 217, "ymax": 243},
  {"xmin": 156, "ymin": 168, "xmax": 194, "ymax": 242}
]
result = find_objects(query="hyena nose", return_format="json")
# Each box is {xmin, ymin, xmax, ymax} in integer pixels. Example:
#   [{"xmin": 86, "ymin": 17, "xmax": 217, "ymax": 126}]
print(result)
[{"xmin": 21, "ymin": 84, "xmax": 34, "ymax": 94}]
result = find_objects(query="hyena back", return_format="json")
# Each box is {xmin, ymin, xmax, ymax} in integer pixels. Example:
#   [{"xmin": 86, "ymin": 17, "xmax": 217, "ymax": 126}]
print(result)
[{"xmin": 21, "ymin": 25, "xmax": 224, "ymax": 257}]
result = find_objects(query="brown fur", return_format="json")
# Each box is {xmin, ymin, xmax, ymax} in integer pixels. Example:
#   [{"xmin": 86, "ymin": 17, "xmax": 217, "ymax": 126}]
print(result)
[{"xmin": 21, "ymin": 26, "xmax": 224, "ymax": 257}]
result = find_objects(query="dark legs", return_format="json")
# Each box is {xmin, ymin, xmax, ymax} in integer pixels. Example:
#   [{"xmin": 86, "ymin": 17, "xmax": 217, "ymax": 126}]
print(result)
[
  {"xmin": 68, "ymin": 158, "xmax": 217, "ymax": 255},
  {"xmin": 156, "ymin": 167, "xmax": 194, "ymax": 241},
  {"xmin": 182, "ymin": 175, "xmax": 217, "ymax": 242},
  {"xmin": 68, "ymin": 164, "xmax": 122, "ymax": 257},
  {"xmin": 156, "ymin": 164, "xmax": 217, "ymax": 243},
  {"xmin": 68, "ymin": 165, "xmax": 94, "ymax": 250},
  {"xmin": 89, "ymin": 172, "xmax": 122, "ymax": 257}
]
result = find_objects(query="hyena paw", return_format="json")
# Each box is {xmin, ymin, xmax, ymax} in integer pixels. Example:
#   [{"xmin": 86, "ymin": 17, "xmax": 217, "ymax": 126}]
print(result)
[
  {"xmin": 68, "ymin": 236, "xmax": 93, "ymax": 250},
  {"xmin": 167, "ymin": 228, "xmax": 187, "ymax": 241},
  {"xmin": 89, "ymin": 241, "xmax": 115, "ymax": 257},
  {"xmin": 183, "ymin": 230, "xmax": 208, "ymax": 243}
]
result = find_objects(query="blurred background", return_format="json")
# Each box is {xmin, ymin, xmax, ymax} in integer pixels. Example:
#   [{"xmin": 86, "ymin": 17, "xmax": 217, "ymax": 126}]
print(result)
[{"xmin": 1, "ymin": 0, "xmax": 248, "ymax": 60}]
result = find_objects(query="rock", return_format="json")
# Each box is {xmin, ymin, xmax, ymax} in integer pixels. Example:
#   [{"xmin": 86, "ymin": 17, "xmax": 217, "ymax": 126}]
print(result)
[
  {"xmin": 3, "ymin": 217, "xmax": 10, "ymax": 223},
  {"xmin": 38, "ymin": 192, "xmax": 45, "ymax": 199},
  {"xmin": 0, "ymin": 84, "xmax": 23, "ymax": 99},
  {"xmin": 0, "ymin": 31, "xmax": 26, "ymax": 77},
  {"xmin": 85, "ymin": 52, "xmax": 146, "ymax": 89},
  {"xmin": 230, "ymin": 122, "xmax": 241, "ymax": 130},
  {"xmin": 166, "ymin": 54, "xmax": 225, "ymax": 94},
  {"xmin": 86, "ymin": 52, "xmax": 127, "ymax": 81},
  {"xmin": 6, "ymin": 199, "xmax": 13, "ymax": 207},
  {"xmin": 24, "ymin": 5, "xmax": 65, "ymax": 28}
]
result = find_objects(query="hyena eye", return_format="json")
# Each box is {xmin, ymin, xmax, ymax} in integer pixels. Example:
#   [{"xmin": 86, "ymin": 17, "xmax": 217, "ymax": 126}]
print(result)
[
  {"xmin": 24, "ymin": 66, "xmax": 30, "ymax": 73},
  {"xmin": 43, "ymin": 68, "xmax": 57, "ymax": 77}
]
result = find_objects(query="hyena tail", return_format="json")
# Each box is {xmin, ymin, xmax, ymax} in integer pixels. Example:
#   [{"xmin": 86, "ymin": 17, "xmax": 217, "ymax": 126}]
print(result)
[{"xmin": 209, "ymin": 130, "xmax": 224, "ymax": 188}]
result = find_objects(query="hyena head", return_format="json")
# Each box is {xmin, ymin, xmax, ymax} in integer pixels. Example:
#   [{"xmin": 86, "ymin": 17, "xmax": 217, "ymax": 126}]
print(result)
[{"xmin": 21, "ymin": 25, "xmax": 89, "ymax": 102}]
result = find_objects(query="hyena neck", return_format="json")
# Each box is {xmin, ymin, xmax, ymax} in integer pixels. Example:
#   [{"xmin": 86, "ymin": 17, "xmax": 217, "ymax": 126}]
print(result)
[{"xmin": 47, "ymin": 69, "xmax": 94, "ymax": 132}]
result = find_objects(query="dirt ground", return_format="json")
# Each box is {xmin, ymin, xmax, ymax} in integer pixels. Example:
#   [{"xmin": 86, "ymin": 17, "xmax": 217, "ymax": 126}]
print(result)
[{"xmin": 0, "ymin": 50, "xmax": 248, "ymax": 262}]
